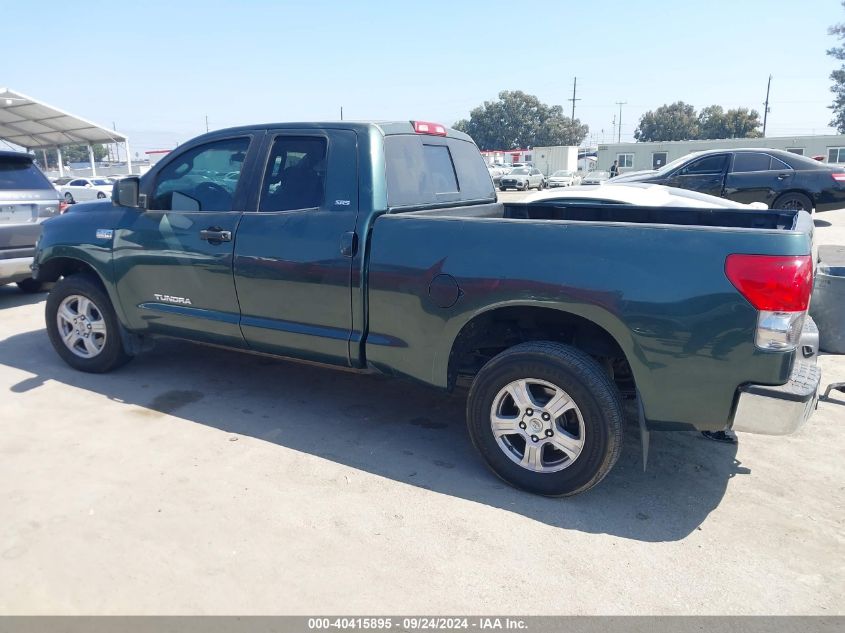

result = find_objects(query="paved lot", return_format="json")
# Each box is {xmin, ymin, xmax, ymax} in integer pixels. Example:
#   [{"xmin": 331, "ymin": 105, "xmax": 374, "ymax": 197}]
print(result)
[{"xmin": 0, "ymin": 202, "xmax": 843, "ymax": 615}]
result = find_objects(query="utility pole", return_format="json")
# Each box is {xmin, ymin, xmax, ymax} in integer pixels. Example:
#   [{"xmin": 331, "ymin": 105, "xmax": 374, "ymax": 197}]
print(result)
[
  {"xmin": 205, "ymin": 115, "xmax": 209, "ymax": 133},
  {"xmin": 568, "ymin": 77, "xmax": 581, "ymax": 121},
  {"xmin": 763, "ymin": 75, "xmax": 772, "ymax": 137},
  {"xmin": 340, "ymin": 106, "xmax": 343, "ymax": 121},
  {"xmin": 615, "ymin": 101, "xmax": 627, "ymax": 143}
]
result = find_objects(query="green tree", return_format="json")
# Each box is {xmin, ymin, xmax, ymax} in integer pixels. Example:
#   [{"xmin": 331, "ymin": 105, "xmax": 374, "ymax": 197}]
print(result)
[
  {"xmin": 39, "ymin": 144, "xmax": 108, "ymax": 168},
  {"xmin": 698, "ymin": 105, "xmax": 762, "ymax": 139},
  {"xmin": 453, "ymin": 90, "xmax": 588, "ymax": 150},
  {"xmin": 828, "ymin": 1, "xmax": 845, "ymax": 132},
  {"xmin": 697, "ymin": 105, "xmax": 727, "ymax": 139},
  {"xmin": 634, "ymin": 101, "xmax": 699, "ymax": 141}
]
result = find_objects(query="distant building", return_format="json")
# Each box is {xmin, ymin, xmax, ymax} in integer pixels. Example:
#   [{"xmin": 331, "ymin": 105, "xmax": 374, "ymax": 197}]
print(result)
[
  {"xmin": 480, "ymin": 149, "xmax": 533, "ymax": 165},
  {"xmin": 145, "ymin": 149, "xmax": 171, "ymax": 167},
  {"xmin": 596, "ymin": 134, "xmax": 845, "ymax": 174}
]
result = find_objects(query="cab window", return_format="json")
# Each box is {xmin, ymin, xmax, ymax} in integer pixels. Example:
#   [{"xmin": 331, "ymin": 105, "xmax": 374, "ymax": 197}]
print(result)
[
  {"xmin": 732, "ymin": 153, "xmax": 774, "ymax": 172},
  {"xmin": 150, "ymin": 137, "xmax": 249, "ymax": 212},
  {"xmin": 259, "ymin": 136, "xmax": 327, "ymax": 212},
  {"xmin": 680, "ymin": 154, "xmax": 728, "ymax": 175}
]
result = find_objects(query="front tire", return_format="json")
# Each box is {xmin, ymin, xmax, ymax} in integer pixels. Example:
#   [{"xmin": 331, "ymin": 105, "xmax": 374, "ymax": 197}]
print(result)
[
  {"xmin": 466, "ymin": 341, "xmax": 623, "ymax": 497},
  {"xmin": 45, "ymin": 273, "xmax": 133, "ymax": 373},
  {"xmin": 97, "ymin": 192, "xmax": 106, "ymax": 199}
]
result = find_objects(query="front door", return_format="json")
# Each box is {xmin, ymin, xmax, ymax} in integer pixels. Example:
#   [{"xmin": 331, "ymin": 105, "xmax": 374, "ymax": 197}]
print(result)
[
  {"xmin": 233, "ymin": 129, "xmax": 360, "ymax": 366},
  {"xmin": 652, "ymin": 152, "xmax": 668, "ymax": 170},
  {"xmin": 113, "ymin": 135, "xmax": 256, "ymax": 347},
  {"xmin": 665, "ymin": 153, "xmax": 729, "ymax": 197}
]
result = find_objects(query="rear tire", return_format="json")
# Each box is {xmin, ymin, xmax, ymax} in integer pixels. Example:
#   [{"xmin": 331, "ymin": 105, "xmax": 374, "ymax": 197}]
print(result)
[
  {"xmin": 64, "ymin": 192, "xmax": 74, "ymax": 204},
  {"xmin": 466, "ymin": 341, "xmax": 623, "ymax": 497},
  {"xmin": 97, "ymin": 192, "xmax": 106, "ymax": 199},
  {"xmin": 773, "ymin": 192, "xmax": 813, "ymax": 212},
  {"xmin": 45, "ymin": 273, "xmax": 133, "ymax": 373}
]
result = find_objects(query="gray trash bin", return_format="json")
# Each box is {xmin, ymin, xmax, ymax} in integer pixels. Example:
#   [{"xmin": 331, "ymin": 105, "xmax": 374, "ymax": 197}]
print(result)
[{"xmin": 810, "ymin": 263, "xmax": 845, "ymax": 354}]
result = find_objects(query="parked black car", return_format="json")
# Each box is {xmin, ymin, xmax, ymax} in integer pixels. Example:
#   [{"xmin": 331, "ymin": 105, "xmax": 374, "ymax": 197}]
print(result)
[{"xmin": 612, "ymin": 148, "xmax": 845, "ymax": 211}]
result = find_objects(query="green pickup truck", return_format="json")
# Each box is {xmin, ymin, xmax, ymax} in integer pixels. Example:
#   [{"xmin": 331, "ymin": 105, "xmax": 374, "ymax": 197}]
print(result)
[{"xmin": 33, "ymin": 121, "xmax": 821, "ymax": 496}]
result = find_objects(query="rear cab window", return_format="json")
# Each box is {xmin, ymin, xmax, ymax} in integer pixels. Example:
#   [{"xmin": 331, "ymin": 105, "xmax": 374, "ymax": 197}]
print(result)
[
  {"xmin": 0, "ymin": 156, "xmax": 53, "ymax": 190},
  {"xmin": 384, "ymin": 134, "xmax": 494, "ymax": 210}
]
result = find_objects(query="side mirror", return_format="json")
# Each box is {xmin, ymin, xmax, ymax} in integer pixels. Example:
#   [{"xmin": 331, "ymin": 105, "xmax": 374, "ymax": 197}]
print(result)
[{"xmin": 113, "ymin": 176, "xmax": 143, "ymax": 209}]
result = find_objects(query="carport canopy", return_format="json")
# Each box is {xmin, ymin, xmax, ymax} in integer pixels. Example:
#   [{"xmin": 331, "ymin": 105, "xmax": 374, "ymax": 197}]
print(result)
[{"xmin": 0, "ymin": 87, "xmax": 131, "ymax": 176}]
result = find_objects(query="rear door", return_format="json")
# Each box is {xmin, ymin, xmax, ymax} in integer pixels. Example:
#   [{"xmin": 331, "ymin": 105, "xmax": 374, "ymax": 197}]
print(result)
[
  {"xmin": 665, "ymin": 153, "xmax": 729, "ymax": 196},
  {"xmin": 113, "ymin": 134, "xmax": 256, "ymax": 346},
  {"xmin": 724, "ymin": 152, "xmax": 794, "ymax": 205},
  {"xmin": 233, "ymin": 129, "xmax": 359, "ymax": 366}
]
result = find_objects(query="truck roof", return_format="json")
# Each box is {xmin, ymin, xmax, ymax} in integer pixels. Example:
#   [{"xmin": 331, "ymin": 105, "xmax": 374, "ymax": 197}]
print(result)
[
  {"xmin": 186, "ymin": 121, "xmax": 474, "ymax": 144},
  {"xmin": 0, "ymin": 150, "xmax": 35, "ymax": 161}
]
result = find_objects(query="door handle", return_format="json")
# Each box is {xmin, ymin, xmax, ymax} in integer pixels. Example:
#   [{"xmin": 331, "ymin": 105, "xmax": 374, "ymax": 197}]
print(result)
[
  {"xmin": 340, "ymin": 231, "xmax": 358, "ymax": 257},
  {"xmin": 777, "ymin": 173, "xmax": 791, "ymax": 180},
  {"xmin": 199, "ymin": 228, "xmax": 232, "ymax": 243}
]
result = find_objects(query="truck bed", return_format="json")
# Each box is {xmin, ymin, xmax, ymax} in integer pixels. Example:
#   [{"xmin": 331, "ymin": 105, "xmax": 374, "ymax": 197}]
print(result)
[
  {"xmin": 400, "ymin": 201, "xmax": 807, "ymax": 232},
  {"xmin": 367, "ymin": 202, "xmax": 813, "ymax": 431}
]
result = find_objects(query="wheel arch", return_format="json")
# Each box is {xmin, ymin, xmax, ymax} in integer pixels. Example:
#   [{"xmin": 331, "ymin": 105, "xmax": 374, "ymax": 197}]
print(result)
[
  {"xmin": 772, "ymin": 189, "xmax": 814, "ymax": 208},
  {"xmin": 445, "ymin": 303, "xmax": 643, "ymax": 397},
  {"xmin": 36, "ymin": 254, "xmax": 129, "ymax": 327}
]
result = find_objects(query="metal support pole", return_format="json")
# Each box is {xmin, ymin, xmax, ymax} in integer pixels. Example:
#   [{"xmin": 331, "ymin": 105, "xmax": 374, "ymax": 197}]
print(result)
[
  {"xmin": 87, "ymin": 144, "xmax": 96, "ymax": 176},
  {"xmin": 56, "ymin": 146, "xmax": 65, "ymax": 177},
  {"xmin": 125, "ymin": 139, "xmax": 133, "ymax": 175},
  {"xmin": 41, "ymin": 149, "xmax": 48, "ymax": 171}
]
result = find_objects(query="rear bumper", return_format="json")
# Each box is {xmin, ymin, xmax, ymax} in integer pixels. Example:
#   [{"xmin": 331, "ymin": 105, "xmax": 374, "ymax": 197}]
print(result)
[
  {"xmin": 731, "ymin": 359, "xmax": 820, "ymax": 435},
  {"xmin": 0, "ymin": 256, "xmax": 34, "ymax": 284}
]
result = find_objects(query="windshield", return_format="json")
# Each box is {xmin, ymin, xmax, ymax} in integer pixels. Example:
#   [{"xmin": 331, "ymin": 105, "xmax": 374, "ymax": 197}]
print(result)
[
  {"xmin": 510, "ymin": 168, "xmax": 530, "ymax": 175},
  {"xmin": 654, "ymin": 154, "xmax": 698, "ymax": 175},
  {"xmin": 91, "ymin": 179, "xmax": 112, "ymax": 186},
  {"xmin": 552, "ymin": 171, "xmax": 572, "ymax": 177}
]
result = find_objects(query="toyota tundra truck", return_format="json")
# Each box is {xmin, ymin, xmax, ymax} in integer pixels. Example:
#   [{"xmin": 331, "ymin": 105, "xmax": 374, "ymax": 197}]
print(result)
[{"xmin": 32, "ymin": 121, "xmax": 821, "ymax": 496}]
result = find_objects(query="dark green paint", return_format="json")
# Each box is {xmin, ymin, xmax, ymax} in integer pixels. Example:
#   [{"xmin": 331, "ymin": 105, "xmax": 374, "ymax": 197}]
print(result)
[{"xmin": 33, "ymin": 122, "xmax": 813, "ymax": 433}]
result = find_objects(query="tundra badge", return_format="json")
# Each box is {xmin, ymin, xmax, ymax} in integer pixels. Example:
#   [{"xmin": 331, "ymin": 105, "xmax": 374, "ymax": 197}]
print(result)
[
  {"xmin": 153, "ymin": 294, "xmax": 193, "ymax": 305},
  {"xmin": 95, "ymin": 229, "xmax": 113, "ymax": 240}
]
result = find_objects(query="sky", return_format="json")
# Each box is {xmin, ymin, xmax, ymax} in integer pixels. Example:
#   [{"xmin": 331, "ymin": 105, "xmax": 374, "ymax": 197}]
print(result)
[{"xmin": 2, "ymin": 0, "xmax": 843, "ymax": 156}]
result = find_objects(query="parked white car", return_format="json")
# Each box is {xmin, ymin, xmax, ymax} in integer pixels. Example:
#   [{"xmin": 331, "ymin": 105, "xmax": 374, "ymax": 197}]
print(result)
[
  {"xmin": 580, "ymin": 170, "xmax": 611, "ymax": 185},
  {"xmin": 522, "ymin": 182, "xmax": 769, "ymax": 209},
  {"xmin": 546, "ymin": 170, "xmax": 580, "ymax": 187},
  {"xmin": 59, "ymin": 177, "xmax": 114, "ymax": 204}
]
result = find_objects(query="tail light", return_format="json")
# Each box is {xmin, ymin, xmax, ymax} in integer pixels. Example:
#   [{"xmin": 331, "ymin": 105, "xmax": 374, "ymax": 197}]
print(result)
[
  {"xmin": 725, "ymin": 254, "xmax": 813, "ymax": 351},
  {"xmin": 59, "ymin": 200, "xmax": 69, "ymax": 214},
  {"xmin": 413, "ymin": 120, "xmax": 447, "ymax": 136},
  {"xmin": 831, "ymin": 172, "xmax": 845, "ymax": 183}
]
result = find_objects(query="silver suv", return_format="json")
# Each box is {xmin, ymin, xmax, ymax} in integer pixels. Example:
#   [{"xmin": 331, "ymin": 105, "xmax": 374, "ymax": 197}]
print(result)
[
  {"xmin": 0, "ymin": 151, "xmax": 62, "ymax": 292},
  {"xmin": 498, "ymin": 167, "xmax": 545, "ymax": 191}
]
